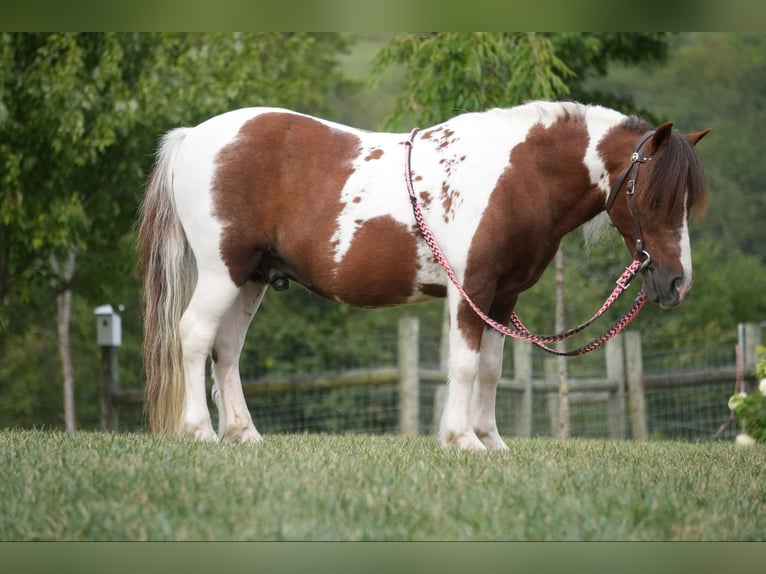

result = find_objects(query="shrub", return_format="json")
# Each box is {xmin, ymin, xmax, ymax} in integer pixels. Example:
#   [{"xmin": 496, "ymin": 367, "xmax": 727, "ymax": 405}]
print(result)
[{"xmin": 729, "ymin": 345, "xmax": 766, "ymax": 443}]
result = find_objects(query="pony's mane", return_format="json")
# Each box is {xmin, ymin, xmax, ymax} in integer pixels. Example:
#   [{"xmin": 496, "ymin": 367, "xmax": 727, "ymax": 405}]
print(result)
[
  {"xmin": 622, "ymin": 115, "xmax": 709, "ymax": 221},
  {"xmin": 583, "ymin": 113, "xmax": 709, "ymax": 248},
  {"xmin": 493, "ymin": 100, "xmax": 589, "ymax": 126}
]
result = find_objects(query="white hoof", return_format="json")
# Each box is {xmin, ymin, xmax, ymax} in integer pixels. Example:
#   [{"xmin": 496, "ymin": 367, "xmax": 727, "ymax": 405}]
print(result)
[
  {"xmin": 178, "ymin": 422, "xmax": 218, "ymax": 442},
  {"xmin": 441, "ymin": 430, "xmax": 488, "ymax": 451},
  {"xmin": 222, "ymin": 425, "xmax": 263, "ymax": 444},
  {"xmin": 476, "ymin": 430, "xmax": 509, "ymax": 450}
]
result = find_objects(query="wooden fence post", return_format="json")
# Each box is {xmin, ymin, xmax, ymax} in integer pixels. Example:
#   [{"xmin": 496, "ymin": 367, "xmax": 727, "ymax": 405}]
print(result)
[
  {"xmin": 514, "ymin": 339, "xmax": 533, "ymax": 437},
  {"xmin": 624, "ymin": 331, "xmax": 647, "ymax": 440},
  {"xmin": 544, "ymin": 358, "xmax": 559, "ymax": 436},
  {"xmin": 605, "ymin": 334, "xmax": 626, "ymax": 439},
  {"xmin": 94, "ymin": 304, "xmax": 121, "ymax": 432},
  {"xmin": 398, "ymin": 316, "xmax": 420, "ymax": 435},
  {"xmin": 431, "ymin": 303, "xmax": 450, "ymax": 434},
  {"xmin": 100, "ymin": 346, "xmax": 119, "ymax": 432},
  {"xmin": 742, "ymin": 322, "xmax": 761, "ymax": 376}
]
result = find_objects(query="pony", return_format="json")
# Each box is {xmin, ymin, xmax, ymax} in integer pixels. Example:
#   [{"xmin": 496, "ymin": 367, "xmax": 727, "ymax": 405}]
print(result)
[{"xmin": 138, "ymin": 100, "xmax": 710, "ymax": 450}]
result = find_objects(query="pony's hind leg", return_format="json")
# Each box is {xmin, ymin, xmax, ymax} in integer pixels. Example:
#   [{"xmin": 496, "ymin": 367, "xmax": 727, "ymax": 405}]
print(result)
[
  {"xmin": 471, "ymin": 328, "xmax": 509, "ymax": 450},
  {"xmin": 178, "ymin": 271, "xmax": 241, "ymax": 441},
  {"xmin": 211, "ymin": 281, "xmax": 267, "ymax": 443}
]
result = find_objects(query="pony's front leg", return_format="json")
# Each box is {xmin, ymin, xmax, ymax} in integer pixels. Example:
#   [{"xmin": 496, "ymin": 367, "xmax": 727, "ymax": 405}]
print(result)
[
  {"xmin": 439, "ymin": 295, "xmax": 486, "ymax": 451},
  {"xmin": 471, "ymin": 328, "xmax": 509, "ymax": 450}
]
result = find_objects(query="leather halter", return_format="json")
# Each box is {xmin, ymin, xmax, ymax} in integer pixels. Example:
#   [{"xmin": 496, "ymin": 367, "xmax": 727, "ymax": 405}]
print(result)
[{"xmin": 604, "ymin": 130, "xmax": 655, "ymax": 269}]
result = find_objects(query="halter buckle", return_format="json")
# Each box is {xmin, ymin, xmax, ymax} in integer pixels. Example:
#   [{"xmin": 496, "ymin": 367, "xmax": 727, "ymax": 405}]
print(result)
[
  {"xmin": 631, "ymin": 152, "xmax": 652, "ymax": 164},
  {"xmin": 637, "ymin": 249, "xmax": 652, "ymax": 271}
]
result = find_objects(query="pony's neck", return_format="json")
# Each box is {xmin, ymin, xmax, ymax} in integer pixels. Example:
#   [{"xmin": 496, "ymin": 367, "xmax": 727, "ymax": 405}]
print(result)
[{"xmin": 549, "ymin": 182, "xmax": 608, "ymax": 246}]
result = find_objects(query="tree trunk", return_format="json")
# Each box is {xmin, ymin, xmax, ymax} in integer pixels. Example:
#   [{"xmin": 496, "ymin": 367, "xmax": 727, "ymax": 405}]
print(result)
[{"xmin": 51, "ymin": 248, "xmax": 77, "ymax": 432}]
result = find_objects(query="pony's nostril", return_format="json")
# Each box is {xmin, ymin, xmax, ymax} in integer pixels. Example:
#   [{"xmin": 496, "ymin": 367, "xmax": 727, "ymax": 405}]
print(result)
[{"xmin": 674, "ymin": 276, "xmax": 693, "ymax": 298}]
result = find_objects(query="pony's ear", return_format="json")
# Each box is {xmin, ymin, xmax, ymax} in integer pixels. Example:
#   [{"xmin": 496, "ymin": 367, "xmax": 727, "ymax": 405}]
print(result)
[
  {"xmin": 649, "ymin": 122, "xmax": 674, "ymax": 153},
  {"xmin": 686, "ymin": 128, "xmax": 712, "ymax": 146}
]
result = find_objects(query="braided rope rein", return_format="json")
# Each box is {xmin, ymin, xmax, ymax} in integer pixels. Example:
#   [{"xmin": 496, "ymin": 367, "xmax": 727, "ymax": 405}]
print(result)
[{"xmin": 404, "ymin": 128, "xmax": 648, "ymax": 357}]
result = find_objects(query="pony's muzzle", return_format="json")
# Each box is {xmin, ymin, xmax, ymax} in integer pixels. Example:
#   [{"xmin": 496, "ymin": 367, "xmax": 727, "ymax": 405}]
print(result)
[{"xmin": 645, "ymin": 269, "xmax": 689, "ymax": 309}]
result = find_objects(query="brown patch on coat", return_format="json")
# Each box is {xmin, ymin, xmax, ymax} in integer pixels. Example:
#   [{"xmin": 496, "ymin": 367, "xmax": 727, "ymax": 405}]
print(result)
[
  {"xmin": 440, "ymin": 181, "xmax": 461, "ymax": 222},
  {"xmin": 212, "ymin": 112, "xmax": 361, "ymax": 288},
  {"xmin": 457, "ymin": 117, "xmax": 596, "ymax": 350},
  {"xmin": 365, "ymin": 148, "xmax": 384, "ymax": 161},
  {"xmin": 421, "ymin": 127, "xmax": 443, "ymax": 140},
  {"xmin": 419, "ymin": 283, "xmax": 447, "ymax": 298},
  {"xmin": 437, "ymin": 128, "xmax": 455, "ymax": 150},
  {"xmin": 332, "ymin": 216, "xmax": 418, "ymax": 307}
]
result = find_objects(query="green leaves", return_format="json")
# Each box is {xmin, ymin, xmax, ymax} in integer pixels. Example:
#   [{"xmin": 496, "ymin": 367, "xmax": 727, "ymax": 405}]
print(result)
[
  {"xmin": 0, "ymin": 33, "xmax": 354, "ymax": 344},
  {"xmin": 372, "ymin": 33, "xmax": 571, "ymax": 129},
  {"xmin": 730, "ymin": 347, "xmax": 766, "ymax": 443},
  {"xmin": 0, "ymin": 33, "xmax": 356, "ymax": 426},
  {"xmin": 372, "ymin": 32, "xmax": 673, "ymax": 131}
]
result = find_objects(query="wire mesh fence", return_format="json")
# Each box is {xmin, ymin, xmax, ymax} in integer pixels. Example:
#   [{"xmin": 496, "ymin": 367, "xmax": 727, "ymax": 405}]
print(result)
[
  {"xmin": 108, "ymin": 323, "xmax": 755, "ymax": 442},
  {"xmin": 238, "ymin": 331, "xmax": 746, "ymax": 442}
]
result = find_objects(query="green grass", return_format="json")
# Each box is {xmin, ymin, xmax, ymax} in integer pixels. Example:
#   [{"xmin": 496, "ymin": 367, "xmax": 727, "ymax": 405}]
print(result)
[{"xmin": 1, "ymin": 430, "xmax": 764, "ymax": 540}]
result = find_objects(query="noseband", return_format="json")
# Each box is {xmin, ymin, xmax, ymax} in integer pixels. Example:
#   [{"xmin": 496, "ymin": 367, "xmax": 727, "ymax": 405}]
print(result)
[{"xmin": 604, "ymin": 130, "xmax": 656, "ymax": 271}]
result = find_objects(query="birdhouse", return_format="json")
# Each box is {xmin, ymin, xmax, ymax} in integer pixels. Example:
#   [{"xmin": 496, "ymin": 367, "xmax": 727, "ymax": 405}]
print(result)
[{"xmin": 93, "ymin": 304, "xmax": 122, "ymax": 347}]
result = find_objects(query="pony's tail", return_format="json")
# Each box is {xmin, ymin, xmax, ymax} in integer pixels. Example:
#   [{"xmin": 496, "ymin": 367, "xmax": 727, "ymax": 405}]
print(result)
[{"xmin": 137, "ymin": 128, "xmax": 197, "ymax": 437}]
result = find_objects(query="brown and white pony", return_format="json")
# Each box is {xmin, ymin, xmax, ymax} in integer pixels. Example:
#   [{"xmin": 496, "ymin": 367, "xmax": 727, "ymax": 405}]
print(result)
[{"xmin": 138, "ymin": 101, "xmax": 709, "ymax": 450}]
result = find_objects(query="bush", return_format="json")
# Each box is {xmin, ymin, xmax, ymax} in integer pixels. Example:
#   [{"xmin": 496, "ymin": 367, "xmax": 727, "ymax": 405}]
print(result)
[{"xmin": 729, "ymin": 345, "xmax": 766, "ymax": 443}]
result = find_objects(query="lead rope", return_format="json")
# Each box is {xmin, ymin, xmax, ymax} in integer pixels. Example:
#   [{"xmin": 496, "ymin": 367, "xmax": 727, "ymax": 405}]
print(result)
[{"xmin": 404, "ymin": 128, "xmax": 648, "ymax": 357}]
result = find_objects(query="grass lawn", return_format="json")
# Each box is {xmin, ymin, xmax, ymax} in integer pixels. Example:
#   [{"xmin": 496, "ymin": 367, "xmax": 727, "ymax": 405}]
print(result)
[{"xmin": 1, "ymin": 429, "xmax": 764, "ymax": 540}]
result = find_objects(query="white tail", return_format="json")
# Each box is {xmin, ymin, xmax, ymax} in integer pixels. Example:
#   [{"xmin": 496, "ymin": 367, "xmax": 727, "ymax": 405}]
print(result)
[{"xmin": 137, "ymin": 128, "xmax": 197, "ymax": 436}]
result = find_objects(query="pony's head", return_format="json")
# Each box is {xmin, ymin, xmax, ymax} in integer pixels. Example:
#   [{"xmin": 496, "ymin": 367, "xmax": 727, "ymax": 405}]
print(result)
[{"xmin": 604, "ymin": 120, "xmax": 710, "ymax": 309}]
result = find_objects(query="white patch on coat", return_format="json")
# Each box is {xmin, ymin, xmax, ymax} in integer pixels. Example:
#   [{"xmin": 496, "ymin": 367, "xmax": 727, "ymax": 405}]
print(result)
[
  {"xmin": 678, "ymin": 195, "xmax": 693, "ymax": 296},
  {"xmin": 580, "ymin": 106, "xmax": 629, "ymax": 247},
  {"xmin": 583, "ymin": 105, "xmax": 627, "ymax": 198},
  {"xmin": 330, "ymin": 103, "xmax": 583, "ymax": 294}
]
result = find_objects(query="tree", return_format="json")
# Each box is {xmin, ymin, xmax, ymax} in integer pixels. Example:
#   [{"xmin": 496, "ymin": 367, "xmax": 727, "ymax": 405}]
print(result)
[
  {"xmin": 1, "ymin": 33, "xmax": 146, "ymax": 429},
  {"xmin": 0, "ymin": 33, "xmax": 354, "ymax": 430},
  {"xmin": 546, "ymin": 32, "xmax": 672, "ymax": 119},
  {"xmin": 371, "ymin": 32, "xmax": 571, "ymax": 129},
  {"xmin": 371, "ymin": 32, "xmax": 674, "ymax": 130}
]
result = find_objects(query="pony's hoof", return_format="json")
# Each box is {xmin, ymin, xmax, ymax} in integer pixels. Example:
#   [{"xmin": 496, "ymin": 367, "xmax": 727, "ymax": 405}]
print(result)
[
  {"xmin": 194, "ymin": 430, "xmax": 219, "ymax": 442},
  {"xmin": 178, "ymin": 421, "xmax": 218, "ymax": 442},
  {"xmin": 222, "ymin": 426, "xmax": 263, "ymax": 444},
  {"xmin": 476, "ymin": 430, "xmax": 509, "ymax": 451},
  {"xmin": 441, "ymin": 430, "xmax": 487, "ymax": 451}
]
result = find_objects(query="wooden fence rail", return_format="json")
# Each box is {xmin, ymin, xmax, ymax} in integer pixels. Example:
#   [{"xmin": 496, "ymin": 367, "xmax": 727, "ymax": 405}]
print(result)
[{"xmin": 105, "ymin": 320, "xmax": 762, "ymax": 438}]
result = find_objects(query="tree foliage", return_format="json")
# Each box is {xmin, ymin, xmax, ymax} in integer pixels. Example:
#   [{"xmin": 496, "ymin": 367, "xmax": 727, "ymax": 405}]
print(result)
[
  {"xmin": 371, "ymin": 32, "xmax": 673, "ymax": 129},
  {"xmin": 0, "ymin": 33, "xmax": 353, "ymax": 428},
  {"xmin": 0, "ymin": 32, "xmax": 352, "ymax": 341},
  {"xmin": 371, "ymin": 32, "xmax": 571, "ymax": 128}
]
